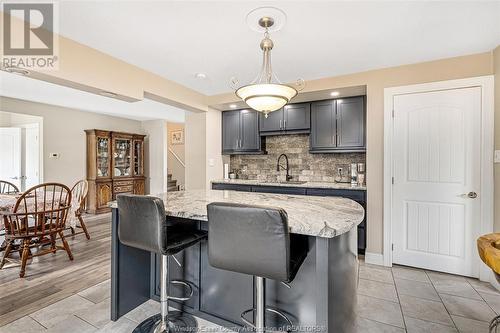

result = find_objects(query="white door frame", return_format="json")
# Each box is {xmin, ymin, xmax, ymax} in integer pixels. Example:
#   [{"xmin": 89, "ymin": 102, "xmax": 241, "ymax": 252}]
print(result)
[{"xmin": 383, "ymin": 75, "xmax": 494, "ymax": 282}]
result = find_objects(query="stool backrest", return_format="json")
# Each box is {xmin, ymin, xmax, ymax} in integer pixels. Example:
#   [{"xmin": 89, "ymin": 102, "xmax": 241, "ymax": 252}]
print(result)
[
  {"xmin": 117, "ymin": 194, "xmax": 167, "ymax": 254},
  {"xmin": 207, "ymin": 202, "xmax": 291, "ymax": 281}
]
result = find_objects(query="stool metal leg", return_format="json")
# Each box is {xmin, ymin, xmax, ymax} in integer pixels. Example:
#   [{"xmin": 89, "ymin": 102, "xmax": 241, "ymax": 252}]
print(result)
[
  {"xmin": 133, "ymin": 254, "xmax": 197, "ymax": 333},
  {"xmin": 255, "ymin": 276, "xmax": 266, "ymax": 332},
  {"xmin": 241, "ymin": 277, "xmax": 294, "ymax": 333},
  {"xmin": 155, "ymin": 255, "xmax": 169, "ymax": 333}
]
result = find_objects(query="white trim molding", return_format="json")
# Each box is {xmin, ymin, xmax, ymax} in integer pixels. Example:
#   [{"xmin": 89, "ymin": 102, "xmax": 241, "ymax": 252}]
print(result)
[
  {"xmin": 383, "ymin": 75, "xmax": 495, "ymax": 281},
  {"xmin": 364, "ymin": 252, "xmax": 385, "ymax": 266}
]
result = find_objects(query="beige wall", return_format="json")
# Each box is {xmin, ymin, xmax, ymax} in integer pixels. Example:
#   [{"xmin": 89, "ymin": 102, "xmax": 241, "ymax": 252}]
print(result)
[
  {"xmin": 142, "ymin": 120, "xmax": 168, "ymax": 195},
  {"xmin": 494, "ymin": 46, "xmax": 500, "ymax": 233},
  {"xmin": 185, "ymin": 112, "xmax": 207, "ymax": 190},
  {"xmin": 0, "ymin": 97, "xmax": 144, "ymax": 187},
  {"xmin": 167, "ymin": 122, "xmax": 185, "ymax": 187},
  {"xmin": 209, "ymin": 51, "xmax": 495, "ymax": 255},
  {"xmin": 184, "ymin": 108, "xmax": 225, "ymax": 190}
]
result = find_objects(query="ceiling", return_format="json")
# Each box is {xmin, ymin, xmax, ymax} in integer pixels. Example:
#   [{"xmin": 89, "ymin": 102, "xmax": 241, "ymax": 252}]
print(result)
[
  {"xmin": 0, "ymin": 71, "xmax": 187, "ymax": 122},
  {"xmin": 55, "ymin": 1, "xmax": 500, "ymax": 95}
]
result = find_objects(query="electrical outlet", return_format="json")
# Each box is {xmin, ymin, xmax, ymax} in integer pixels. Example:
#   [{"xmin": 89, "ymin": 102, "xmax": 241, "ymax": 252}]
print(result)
[{"xmin": 495, "ymin": 150, "xmax": 500, "ymax": 163}]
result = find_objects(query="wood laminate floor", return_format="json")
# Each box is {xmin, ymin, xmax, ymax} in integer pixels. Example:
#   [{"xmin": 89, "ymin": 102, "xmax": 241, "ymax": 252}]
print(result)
[{"xmin": 0, "ymin": 214, "xmax": 111, "ymax": 327}]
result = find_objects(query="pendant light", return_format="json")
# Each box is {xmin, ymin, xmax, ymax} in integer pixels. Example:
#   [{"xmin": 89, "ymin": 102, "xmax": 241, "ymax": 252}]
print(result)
[{"xmin": 233, "ymin": 16, "xmax": 304, "ymax": 117}]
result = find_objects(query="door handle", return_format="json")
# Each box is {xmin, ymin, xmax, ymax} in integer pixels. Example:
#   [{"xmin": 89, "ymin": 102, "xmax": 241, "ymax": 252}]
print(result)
[
  {"xmin": 460, "ymin": 192, "xmax": 478, "ymax": 199},
  {"xmin": 467, "ymin": 192, "xmax": 478, "ymax": 199}
]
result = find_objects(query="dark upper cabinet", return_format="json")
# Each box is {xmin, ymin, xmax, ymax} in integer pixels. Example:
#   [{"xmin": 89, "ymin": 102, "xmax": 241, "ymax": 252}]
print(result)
[
  {"xmin": 222, "ymin": 110, "xmax": 240, "ymax": 152},
  {"xmin": 310, "ymin": 96, "xmax": 365, "ymax": 153},
  {"xmin": 259, "ymin": 103, "xmax": 310, "ymax": 135},
  {"xmin": 310, "ymin": 100, "xmax": 337, "ymax": 149},
  {"xmin": 222, "ymin": 109, "xmax": 262, "ymax": 155},
  {"xmin": 259, "ymin": 108, "xmax": 283, "ymax": 132},
  {"xmin": 240, "ymin": 110, "xmax": 260, "ymax": 151},
  {"xmin": 337, "ymin": 97, "xmax": 365, "ymax": 148},
  {"xmin": 284, "ymin": 103, "xmax": 310, "ymax": 131}
]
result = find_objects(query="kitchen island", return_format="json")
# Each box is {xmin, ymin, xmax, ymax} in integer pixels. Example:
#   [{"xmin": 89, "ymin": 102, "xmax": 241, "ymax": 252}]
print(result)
[{"xmin": 110, "ymin": 189, "xmax": 365, "ymax": 332}]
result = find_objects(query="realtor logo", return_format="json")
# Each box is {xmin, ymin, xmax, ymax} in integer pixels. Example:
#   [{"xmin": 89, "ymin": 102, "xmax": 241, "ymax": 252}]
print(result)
[{"xmin": 2, "ymin": 2, "xmax": 59, "ymax": 70}]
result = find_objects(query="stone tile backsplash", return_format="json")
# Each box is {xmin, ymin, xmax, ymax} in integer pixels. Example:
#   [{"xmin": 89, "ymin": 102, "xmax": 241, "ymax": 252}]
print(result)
[{"xmin": 230, "ymin": 134, "xmax": 366, "ymax": 182}]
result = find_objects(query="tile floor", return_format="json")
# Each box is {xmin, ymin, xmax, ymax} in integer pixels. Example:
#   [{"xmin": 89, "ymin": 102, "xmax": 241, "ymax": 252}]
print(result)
[{"xmin": 1, "ymin": 260, "xmax": 499, "ymax": 332}]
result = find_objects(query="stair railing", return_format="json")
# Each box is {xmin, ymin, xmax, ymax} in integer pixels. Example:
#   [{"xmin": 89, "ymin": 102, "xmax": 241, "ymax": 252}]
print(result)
[{"xmin": 168, "ymin": 147, "xmax": 185, "ymax": 168}]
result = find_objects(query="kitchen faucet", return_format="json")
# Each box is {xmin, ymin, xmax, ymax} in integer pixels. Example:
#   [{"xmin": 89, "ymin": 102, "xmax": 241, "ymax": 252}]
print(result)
[{"xmin": 276, "ymin": 154, "xmax": 293, "ymax": 182}]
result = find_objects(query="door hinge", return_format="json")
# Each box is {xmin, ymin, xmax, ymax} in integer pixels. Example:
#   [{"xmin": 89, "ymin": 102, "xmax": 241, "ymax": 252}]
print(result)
[
  {"xmin": 392, "ymin": 244, "xmax": 394, "ymax": 251},
  {"xmin": 392, "ymin": 177, "xmax": 394, "ymax": 185},
  {"xmin": 392, "ymin": 109, "xmax": 395, "ymax": 118}
]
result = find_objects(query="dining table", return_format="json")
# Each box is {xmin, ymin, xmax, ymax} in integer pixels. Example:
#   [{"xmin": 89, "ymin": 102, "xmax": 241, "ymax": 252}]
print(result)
[{"xmin": 0, "ymin": 192, "xmax": 78, "ymax": 227}]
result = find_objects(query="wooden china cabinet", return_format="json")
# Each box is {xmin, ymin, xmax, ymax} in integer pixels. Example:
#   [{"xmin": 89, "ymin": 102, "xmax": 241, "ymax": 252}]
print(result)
[{"xmin": 85, "ymin": 129, "xmax": 146, "ymax": 214}]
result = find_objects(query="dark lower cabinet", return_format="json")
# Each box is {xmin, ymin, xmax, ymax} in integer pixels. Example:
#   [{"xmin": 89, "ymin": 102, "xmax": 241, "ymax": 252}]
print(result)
[
  {"xmin": 251, "ymin": 185, "xmax": 306, "ymax": 195},
  {"xmin": 199, "ymin": 239, "xmax": 254, "ymax": 324},
  {"xmin": 211, "ymin": 183, "xmax": 367, "ymax": 254},
  {"xmin": 211, "ymin": 183, "xmax": 253, "ymax": 192}
]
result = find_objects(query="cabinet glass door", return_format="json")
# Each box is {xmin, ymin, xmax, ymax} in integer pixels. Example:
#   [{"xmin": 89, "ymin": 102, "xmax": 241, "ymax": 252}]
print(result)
[
  {"xmin": 133, "ymin": 140, "xmax": 143, "ymax": 176},
  {"xmin": 96, "ymin": 137, "xmax": 110, "ymax": 178},
  {"xmin": 114, "ymin": 139, "xmax": 131, "ymax": 177}
]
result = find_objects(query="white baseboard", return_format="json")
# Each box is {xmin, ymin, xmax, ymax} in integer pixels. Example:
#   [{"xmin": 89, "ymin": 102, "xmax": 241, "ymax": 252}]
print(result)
[{"xmin": 364, "ymin": 252, "xmax": 386, "ymax": 266}]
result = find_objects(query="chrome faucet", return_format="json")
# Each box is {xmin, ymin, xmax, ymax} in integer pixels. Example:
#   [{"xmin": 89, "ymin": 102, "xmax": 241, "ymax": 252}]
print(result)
[{"xmin": 276, "ymin": 154, "xmax": 293, "ymax": 182}]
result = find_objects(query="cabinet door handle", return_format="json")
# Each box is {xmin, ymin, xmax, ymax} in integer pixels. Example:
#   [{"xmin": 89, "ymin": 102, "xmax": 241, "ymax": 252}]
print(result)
[
  {"xmin": 284, "ymin": 119, "xmax": 286, "ymax": 129},
  {"xmin": 279, "ymin": 120, "xmax": 282, "ymax": 129}
]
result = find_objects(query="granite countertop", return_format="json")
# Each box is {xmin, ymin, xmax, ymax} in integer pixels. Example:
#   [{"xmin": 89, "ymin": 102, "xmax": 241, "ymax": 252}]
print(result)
[
  {"xmin": 211, "ymin": 179, "xmax": 366, "ymax": 191},
  {"xmin": 110, "ymin": 189, "xmax": 365, "ymax": 238}
]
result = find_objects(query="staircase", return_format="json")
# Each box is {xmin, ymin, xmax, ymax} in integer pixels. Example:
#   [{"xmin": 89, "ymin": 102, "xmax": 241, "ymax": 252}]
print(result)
[{"xmin": 167, "ymin": 173, "xmax": 179, "ymax": 191}]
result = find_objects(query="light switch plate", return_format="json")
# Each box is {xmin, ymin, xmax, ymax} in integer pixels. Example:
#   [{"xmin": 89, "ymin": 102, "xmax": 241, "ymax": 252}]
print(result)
[
  {"xmin": 208, "ymin": 158, "xmax": 215, "ymax": 167},
  {"xmin": 495, "ymin": 150, "xmax": 500, "ymax": 163}
]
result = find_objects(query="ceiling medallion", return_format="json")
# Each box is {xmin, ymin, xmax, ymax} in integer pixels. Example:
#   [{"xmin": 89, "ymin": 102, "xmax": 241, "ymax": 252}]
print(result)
[{"xmin": 231, "ymin": 10, "xmax": 304, "ymax": 117}]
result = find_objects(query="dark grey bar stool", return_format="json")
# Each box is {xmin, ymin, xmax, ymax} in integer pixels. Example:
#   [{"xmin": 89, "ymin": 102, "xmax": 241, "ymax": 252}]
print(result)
[
  {"xmin": 207, "ymin": 202, "xmax": 308, "ymax": 332},
  {"xmin": 118, "ymin": 194, "xmax": 207, "ymax": 333}
]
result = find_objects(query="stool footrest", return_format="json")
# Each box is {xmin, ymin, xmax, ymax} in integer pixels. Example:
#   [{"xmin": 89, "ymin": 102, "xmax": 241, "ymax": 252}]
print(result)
[
  {"xmin": 168, "ymin": 280, "xmax": 193, "ymax": 302},
  {"xmin": 240, "ymin": 307, "xmax": 294, "ymax": 332}
]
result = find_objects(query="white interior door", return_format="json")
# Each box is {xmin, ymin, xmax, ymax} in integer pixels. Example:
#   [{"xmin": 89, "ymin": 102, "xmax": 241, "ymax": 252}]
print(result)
[
  {"xmin": 0, "ymin": 127, "xmax": 22, "ymax": 189},
  {"xmin": 24, "ymin": 124, "xmax": 40, "ymax": 189},
  {"xmin": 392, "ymin": 87, "xmax": 481, "ymax": 277}
]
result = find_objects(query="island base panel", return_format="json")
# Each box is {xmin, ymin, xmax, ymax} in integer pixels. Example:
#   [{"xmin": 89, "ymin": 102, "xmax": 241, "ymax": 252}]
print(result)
[{"xmin": 111, "ymin": 210, "xmax": 359, "ymax": 332}]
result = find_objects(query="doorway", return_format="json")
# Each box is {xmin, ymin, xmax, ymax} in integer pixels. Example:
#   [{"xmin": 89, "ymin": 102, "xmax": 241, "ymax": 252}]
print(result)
[
  {"xmin": 0, "ymin": 112, "xmax": 43, "ymax": 191},
  {"xmin": 383, "ymin": 76, "xmax": 494, "ymax": 279}
]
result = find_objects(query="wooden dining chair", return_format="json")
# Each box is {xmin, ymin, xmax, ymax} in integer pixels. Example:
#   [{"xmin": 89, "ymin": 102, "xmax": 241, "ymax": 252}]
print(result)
[
  {"xmin": 0, "ymin": 180, "xmax": 19, "ymax": 194},
  {"xmin": 0, "ymin": 183, "xmax": 73, "ymax": 278},
  {"xmin": 70, "ymin": 180, "xmax": 90, "ymax": 240}
]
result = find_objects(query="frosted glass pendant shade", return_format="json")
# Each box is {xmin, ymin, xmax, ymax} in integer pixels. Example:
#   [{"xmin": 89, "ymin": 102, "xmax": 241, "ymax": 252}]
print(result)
[{"xmin": 236, "ymin": 83, "xmax": 298, "ymax": 113}]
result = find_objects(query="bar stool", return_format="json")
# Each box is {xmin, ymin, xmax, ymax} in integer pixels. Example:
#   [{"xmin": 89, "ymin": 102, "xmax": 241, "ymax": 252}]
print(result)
[
  {"xmin": 117, "ymin": 194, "xmax": 207, "ymax": 333},
  {"xmin": 207, "ymin": 202, "xmax": 309, "ymax": 332}
]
